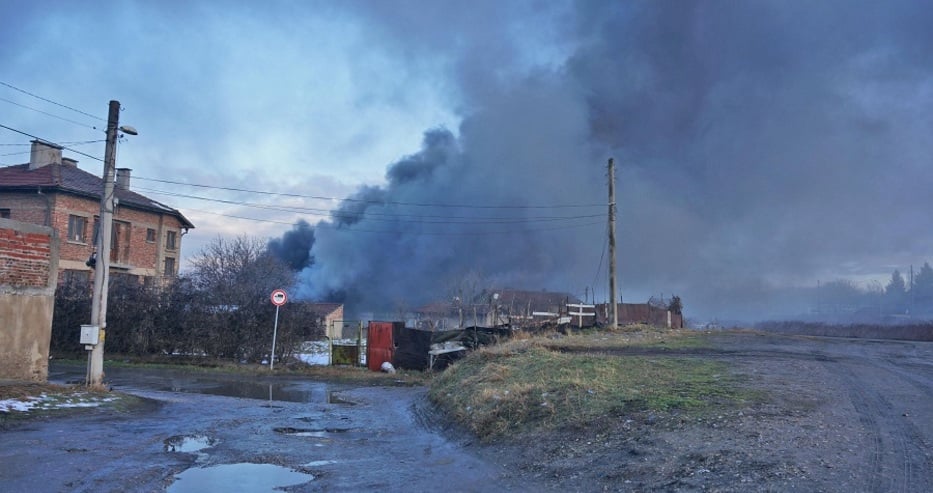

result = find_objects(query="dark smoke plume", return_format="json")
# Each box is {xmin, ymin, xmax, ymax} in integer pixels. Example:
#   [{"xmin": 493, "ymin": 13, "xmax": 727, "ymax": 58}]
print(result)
[
  {"xmin": 297, "ymin": 1, "xmax": 933, "ymax": 321},
  {"xmin": 267, "ymin": 220, "xmax": 316, "ymax": 272}
]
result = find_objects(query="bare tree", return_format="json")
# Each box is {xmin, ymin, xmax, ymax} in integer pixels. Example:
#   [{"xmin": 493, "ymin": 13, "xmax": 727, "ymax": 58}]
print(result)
[{"xmin": 188, "ymin": 235, "xmax": 296, "ymax": 361}]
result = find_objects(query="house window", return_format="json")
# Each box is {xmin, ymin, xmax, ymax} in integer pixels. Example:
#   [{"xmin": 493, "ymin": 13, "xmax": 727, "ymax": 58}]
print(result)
[
  {"xmin": 163, "ymin": 256, "xmax": 176, "ymax": 276},
  {"xmin": 67, "ymin": 215, "xmax": 87, "ymax": 242},
  {"xmin": 111, "ymin": 221, "xmax": 131, "ymax": 263},
  {"xmin": 146, "ymin": 228, "xmax": 156, "ymax": 242},
  {"xmin": 166, "ymin": 230, "xmax": 177, "ymax": 250},
  {"xmin": 91, "ymin": 217, "xmax": 104, "ymax": 246},
  {"xmin": 0, "ymin": 208, "xmax": 10, "ymax": 219}
]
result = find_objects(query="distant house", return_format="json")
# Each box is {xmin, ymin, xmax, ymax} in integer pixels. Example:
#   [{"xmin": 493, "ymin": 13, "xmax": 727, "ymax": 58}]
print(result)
[
  {"xmin": 0, "ymin": 140, "xmax": 193, "ymax": 284},
  {"xmin": 310, "ymin": 303, "xmax": 346, "ymax": 339}
]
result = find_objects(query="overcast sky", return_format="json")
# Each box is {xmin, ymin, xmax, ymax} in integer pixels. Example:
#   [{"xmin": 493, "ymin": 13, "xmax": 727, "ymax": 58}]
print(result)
[
  {"xmin": 0, "ymin": 0, "xmax": 492, "ymax": 252},
  {"xmin": 4, "ymin": 1, "xmax": 933, "ymax": 321}
]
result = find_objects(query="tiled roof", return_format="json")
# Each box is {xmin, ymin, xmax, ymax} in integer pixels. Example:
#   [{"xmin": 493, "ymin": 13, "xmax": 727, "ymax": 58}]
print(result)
[
  {"xmin": 497, "ymin": 289, "xmax": 581, "ymax": 307},
  {"xmin": 0, "ymin": 163, "xmax": 193, "ymax": 228},
  {"xmin": 308, "ymin": 302, "xmax": 343, "ymax": 316}
]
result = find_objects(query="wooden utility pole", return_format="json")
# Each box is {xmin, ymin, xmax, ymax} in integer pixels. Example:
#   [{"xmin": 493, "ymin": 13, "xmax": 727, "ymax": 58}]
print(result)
[
  {"xmin": 88, "ymin": 100, "xmax": 121, "ymax": 387},
  {"xmin": 608, "ymin": 158, "xmax": 618, "ymax": 329}
]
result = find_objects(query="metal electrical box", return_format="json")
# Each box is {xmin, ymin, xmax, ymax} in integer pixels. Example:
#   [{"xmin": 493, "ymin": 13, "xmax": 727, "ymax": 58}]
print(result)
[{"xmin": 80, "ymin": 325, "xmax": 100, "ymax": 345}]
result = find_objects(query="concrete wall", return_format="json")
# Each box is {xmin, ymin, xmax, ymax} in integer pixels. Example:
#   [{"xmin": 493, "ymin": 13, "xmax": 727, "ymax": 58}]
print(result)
[{"xmin": 0, "ymin": 218, "xmax": 59, "ymax": 381}]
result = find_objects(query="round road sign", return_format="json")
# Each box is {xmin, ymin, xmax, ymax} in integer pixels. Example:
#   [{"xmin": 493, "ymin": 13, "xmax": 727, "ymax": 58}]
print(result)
[{"xmin": 270, "ymin": 289, "xmax": 288, "ymax": 306}]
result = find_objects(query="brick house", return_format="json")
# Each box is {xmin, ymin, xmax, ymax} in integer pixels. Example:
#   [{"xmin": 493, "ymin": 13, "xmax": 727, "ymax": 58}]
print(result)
[{"xmin": 0, "ymin": 140, "xmax": 193, "ymax": 284}]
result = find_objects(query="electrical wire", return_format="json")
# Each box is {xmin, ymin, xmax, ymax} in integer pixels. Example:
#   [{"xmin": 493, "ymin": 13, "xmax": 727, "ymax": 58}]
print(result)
[
  {"xmin": 590, "ymin": 222, "xmax": 609, "ymax": 299},
  {"xmin": 0, "ymin": 139, "xmax": 105, "ymax": 157},
  {"xmin": 0, "ymin": 96, "xmax": 100, "ymax": 130},
  {"xmin": 134, "ymin": 175, "xmax": 606, "ymax": 211},
  {"xmin": 135, "ymin": 186, "xmax": 607, "ymax": 225},
  {"xmin": 185, "ymin": 205, "xmax": 604, "ymax": 236},
  {"xmin": 0, "ymin": 81, "xmax": 106, "ymax": 122},
  {"xmin": 0, "ymin": 123, "xmax": 104, "ymax": 162}
]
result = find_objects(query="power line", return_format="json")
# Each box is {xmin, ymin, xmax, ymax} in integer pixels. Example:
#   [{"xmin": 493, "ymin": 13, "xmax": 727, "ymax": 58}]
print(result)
[
  {"xmin": 0, "ymin": 80, "xmax": 106, "ymax": 122},
  {"xmin": 183, "ymin": 207, "xmax": 297, "ymax": 225},
  {"xmin": 591, "ymin": 222, "xmax": 609, "ymax": 296},
  {"xmin": 134, "ymin": 175, "xmax": 606, "ymax": 211},
  {"xmin": 0, "ymin": 139, "xmax": 105, "ymax": 157},
  {"xmin": 185, "ymin": 205, "xmax": 604, "ymax": 236},
  {"xmin": 0, "ymin": 123, "xmax": 104, "ymax": 162},
  {"xmin": 321, "ymin": 219, "xmax": 605, "ymax": 237},
  {"xmin": 136, "ymin": 186, "xmax": 607, "ymax": 225},
  {"xmin": 0, "ymin": 96, "xmax": 100, "ymax": 130}
]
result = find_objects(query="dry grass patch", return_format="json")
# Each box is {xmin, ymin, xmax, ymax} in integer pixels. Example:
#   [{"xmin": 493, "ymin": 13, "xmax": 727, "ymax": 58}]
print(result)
[
  {"xmin": 534, "ymin": 325, "xmax": 710, "ymax": 351},
  {"xmin": 0, "ymin": 382, "xmax": 76, "ymax": 401},
  {"xmin": 429, "ymin": 330, "xmax": 755, "ymax": 442}
]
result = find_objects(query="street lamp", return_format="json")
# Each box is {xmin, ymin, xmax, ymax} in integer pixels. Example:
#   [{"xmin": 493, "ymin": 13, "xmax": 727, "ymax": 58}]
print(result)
[{"xmin": 88, "ymin": 100, "xmax": 136, "ymax": 387}]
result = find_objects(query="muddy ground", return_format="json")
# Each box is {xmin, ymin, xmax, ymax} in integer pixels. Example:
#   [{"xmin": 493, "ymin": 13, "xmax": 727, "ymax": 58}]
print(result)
[
  {"xmin": 484, "ymin": 332, "xmax": 933, "ymax": 492},
  {"xmin": 0, "ymin": 331, "xmax": 931, "ymax": 492}
]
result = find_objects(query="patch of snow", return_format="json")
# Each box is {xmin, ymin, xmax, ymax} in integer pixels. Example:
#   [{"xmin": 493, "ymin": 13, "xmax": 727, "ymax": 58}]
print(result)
[
  {"xmin": 296, "ymin": 352, "xmax": 330, "ymax": 365},
  {"xmin": 0, "ymin": 392, "xmax": 116, "ymax": 413},
  {"xmin": 0, "ymin": 398, "xmax": 39, "ymax": 412}
]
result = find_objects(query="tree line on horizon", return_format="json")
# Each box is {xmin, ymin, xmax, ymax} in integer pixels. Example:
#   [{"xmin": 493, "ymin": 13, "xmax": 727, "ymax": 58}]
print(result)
[{"xmin": 814, "ymin": 262, "xmax": 933, "ymax": 318}]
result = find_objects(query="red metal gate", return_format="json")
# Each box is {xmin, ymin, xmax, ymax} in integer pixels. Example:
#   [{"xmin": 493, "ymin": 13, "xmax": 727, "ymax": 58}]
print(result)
[{"xmin": 366, "ymin": 321, "xmax": 396, "ymax": 372}]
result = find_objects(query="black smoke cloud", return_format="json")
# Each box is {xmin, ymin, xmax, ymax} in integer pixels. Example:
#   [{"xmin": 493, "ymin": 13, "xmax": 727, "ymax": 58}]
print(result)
[
  {"xmin": 267, "ymin": 220, "xmax": 316, "ymax": 271},
  {"xmin": 295, "ymin": 1, "xmax": 933, "ymax": 321}
]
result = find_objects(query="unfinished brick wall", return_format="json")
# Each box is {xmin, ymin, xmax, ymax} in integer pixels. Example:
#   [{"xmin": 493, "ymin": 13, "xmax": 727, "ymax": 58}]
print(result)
[
  {"xmin": 1, "ymin": 229, "xmax": 53, "ymax": 288},
  {"xmin": 0, "ymin": 218, "xmax": 59, "ymax": 381}
]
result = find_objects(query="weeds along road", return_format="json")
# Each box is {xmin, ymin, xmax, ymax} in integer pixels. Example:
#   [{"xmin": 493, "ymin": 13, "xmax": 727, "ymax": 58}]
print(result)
[{"xmin": 0, "ymin": 333, "xmax": 931, "ymax": 492}]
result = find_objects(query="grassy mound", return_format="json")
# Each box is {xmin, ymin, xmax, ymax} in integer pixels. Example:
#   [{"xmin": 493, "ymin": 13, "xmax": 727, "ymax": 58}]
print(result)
[{"xmin": 429, "ymin": 329, "xmax": 754, "ymax": 441}]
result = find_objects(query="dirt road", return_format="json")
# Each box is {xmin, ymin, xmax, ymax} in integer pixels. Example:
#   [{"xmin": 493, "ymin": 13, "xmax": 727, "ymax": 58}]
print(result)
[
  {"xmin": 734, "ymin": 333, "xmax": 933, "ymax": 492},
  {"xmin": 1, "ymin": 332, "xmax": 931, "ymax": 492},
  {"xmin": 485, "ymin": 332, "xmax": 933, "ymax": 492}
]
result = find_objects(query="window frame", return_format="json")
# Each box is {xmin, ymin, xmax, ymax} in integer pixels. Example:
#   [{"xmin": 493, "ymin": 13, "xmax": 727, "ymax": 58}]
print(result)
[
  {"xmin": 111, "ymin": 220, "xmax": 131, "ymax": 263},
  {"xmin": 163, "ymin": 256, "xmax": 176, "ymax": 276},
  {"xmin": 67, "ymin": 214, "xmax": 88, "ymax": 243},
  {"xmin": 146, "ymin": 228, "xmax": 156, "ymax": 243},
  {"xmin": 165, "ymin": 230, "xmax": 177, "ymax": 250}
]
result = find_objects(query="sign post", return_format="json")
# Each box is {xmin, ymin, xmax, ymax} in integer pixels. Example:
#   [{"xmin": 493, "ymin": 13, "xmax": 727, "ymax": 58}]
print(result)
[{"xmin": 269, "ymin": 289, "xmax": 287, "ymax": 370}]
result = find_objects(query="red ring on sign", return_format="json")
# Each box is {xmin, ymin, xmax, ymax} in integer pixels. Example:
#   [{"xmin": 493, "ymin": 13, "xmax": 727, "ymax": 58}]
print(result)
[{"xmin": 270, "ymin": 289, "xmax": 287, "ymax": 306}]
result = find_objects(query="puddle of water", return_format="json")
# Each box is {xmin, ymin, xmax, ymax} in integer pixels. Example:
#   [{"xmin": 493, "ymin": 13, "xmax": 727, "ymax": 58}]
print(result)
[
  {"xmin": 273, "ymin": 427, "xmax": 352, "ymax": 438},
  {"xmin": 292, "ymin": 431, "xmax": 330, "ymax": 438},
  {"xmin": 197, "ymin": 381, "xmax": 315, "ymax": 402},
  {"xmin": 304, "ymin": 460, "xmax": 338, "ymax": 467},
  {"xmin": 326, "ymin": 391, "xmax": 356, "ymax": 405},
  {"xmin": 49, "ymin": 362, "xmax": 342, "ymax": 404},
  {"xmin": 168, "ymin": 463, "xmax": 313, "ymax": 493},
  {"xmin": 164, "ymin": 434, "xmax": 218, "ymax": 453}
]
